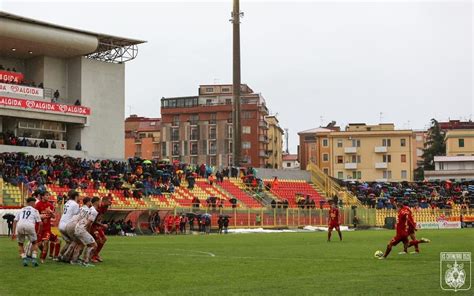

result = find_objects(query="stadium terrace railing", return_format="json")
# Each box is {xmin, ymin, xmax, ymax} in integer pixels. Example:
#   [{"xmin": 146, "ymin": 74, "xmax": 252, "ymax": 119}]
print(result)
[{"xmin": 306, "ymin": 162, "xmax": 361, "ymax": 206}]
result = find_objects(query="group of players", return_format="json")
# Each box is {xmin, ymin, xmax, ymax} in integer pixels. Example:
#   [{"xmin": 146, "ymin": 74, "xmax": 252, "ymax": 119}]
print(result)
[
  {"xmin": 327, "ymin": 199, "xmax": 430, "ymax": 259},
  {"xmin": 12, "ymin": 190, "xmax": 111, "ymax": 267}
]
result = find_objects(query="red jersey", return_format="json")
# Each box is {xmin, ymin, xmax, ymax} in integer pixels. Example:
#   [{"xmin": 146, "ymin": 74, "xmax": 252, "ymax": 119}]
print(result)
[
  {"xmin": 329, "ymin": 208, "xmax": 339, "ymax": 224},
  {"xmin": 396, "ymin": 206, "xmax": 411, "ymax": 236},
  {"xmin": 35, "ymin": 200, "xmax": 54, "ymax": 231},
  {"xmin": 406, "ymin": 207, "xmax": 417, "ymax": 232}
]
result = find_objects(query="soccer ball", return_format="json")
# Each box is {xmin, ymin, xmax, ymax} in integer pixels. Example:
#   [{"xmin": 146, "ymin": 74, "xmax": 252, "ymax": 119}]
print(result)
[{"xmin": 374, "ymin": 250, "xmax": 384, "ymax": 258}]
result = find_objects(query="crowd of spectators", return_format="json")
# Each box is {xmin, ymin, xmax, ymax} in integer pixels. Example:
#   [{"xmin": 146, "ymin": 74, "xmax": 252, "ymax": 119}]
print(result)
[
  {"xmin": 342, "ymin": 180, "xmax": 474, "ymax": 209},
  {"xmin": 0, "ymin": 152, "xmax": 242, "ymax": 206},
  {"xmin": 149, "ymin": 212, "xmax": 217, "ymax": 235}
]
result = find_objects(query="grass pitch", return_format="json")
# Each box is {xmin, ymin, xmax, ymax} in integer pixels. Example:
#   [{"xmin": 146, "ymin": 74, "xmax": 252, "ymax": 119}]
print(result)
[{"xmin": 0, "ymin": 229, "xmax": 473, "ymax": 295}]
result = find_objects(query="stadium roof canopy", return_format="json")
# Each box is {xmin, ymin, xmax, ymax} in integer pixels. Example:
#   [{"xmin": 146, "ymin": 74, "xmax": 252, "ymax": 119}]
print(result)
[{"xmin": 0, "ymin": 11, "xmax": 146, "ymax": 63}]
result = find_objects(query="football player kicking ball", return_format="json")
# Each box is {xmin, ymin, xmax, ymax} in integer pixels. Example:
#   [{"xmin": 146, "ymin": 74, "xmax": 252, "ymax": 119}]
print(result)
[
  {"xmin": 12, "ymin": 197, "xmax": 43, "ymax": 267},
  {"xmin": 58, "ymin": 190, "xmax": 81, "ymax": 261},
  {"xmin": 379, "ymin": 201, "xmax": 413, "ymax": 259},
  {"xmin": 90, "ymin": 196, "xmax": 111, "ymax": 263},
  {"xmin": 327, "ymin": 201, "xmax": 342, "ymax": 242},
  {"xmin": 402, "ymin": 204, "xmax": 430, "ymax": 254},
  {"xmin": 73, "ymin": 196, "xmax": 100, "ymax": 267}
]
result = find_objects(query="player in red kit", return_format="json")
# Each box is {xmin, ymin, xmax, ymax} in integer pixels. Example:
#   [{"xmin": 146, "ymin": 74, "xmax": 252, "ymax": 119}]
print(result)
[
  {"xmin": 90, "ymin": 196, "xmax": 112, "ymax": 263},
  {"xmin": 403, "ymin": 204, "xmax": 430, "ymax": 254},
  {"xmin": 380, "ymin": 201, "xmax": 412, "ymax": 259},
  {"xmin": 35, "ymin": 191, "xmax": 56, "ymax": 263},
  {"xmin": 327, "ymin": 201, "xmax": 342, "ymax": 242}
]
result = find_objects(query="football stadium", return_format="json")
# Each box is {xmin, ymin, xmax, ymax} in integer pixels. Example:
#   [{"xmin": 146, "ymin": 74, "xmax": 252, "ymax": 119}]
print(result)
[{"xmin": 0, "ymin": 3, "xmax": 473, "ymax": 296}]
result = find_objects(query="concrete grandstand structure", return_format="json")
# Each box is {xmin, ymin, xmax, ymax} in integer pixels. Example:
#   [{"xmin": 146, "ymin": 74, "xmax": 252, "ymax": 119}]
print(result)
[{"xmin": 0, "ymin": 12, "xmax": 145, "ymax": 159}]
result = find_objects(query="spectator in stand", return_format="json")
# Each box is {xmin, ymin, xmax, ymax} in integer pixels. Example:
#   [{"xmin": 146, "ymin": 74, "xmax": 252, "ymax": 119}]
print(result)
[
  {"xmin": 53, "ymin": 90, "xmax": 60, "ymax": 102},
  {"xmin": 75, "ymin": 142, "xmax": 82, "ymax": 151},
  {"xmin": 74, "ymin": 100, "xmax": 81, "ymax": 106},
  {"xmin": 38, "ymin": 82, "xmax": 44, "ymax": 89},
  {"xmin": 0, "ymin": 64, "xmax": 4, "ymax": 70},
  {"xmin": 50, "ymin": 141, "xmax": 57, "ymax": 149}
]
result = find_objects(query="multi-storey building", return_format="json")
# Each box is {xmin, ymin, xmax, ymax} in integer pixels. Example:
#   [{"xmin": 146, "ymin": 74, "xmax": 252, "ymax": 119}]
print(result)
[
  {"xmin": 160, "ymin": 84, "xmax": 271, "ymax": 168},
  {"xmin": 299, "ymin": 123, "xmax": 416, "ymax": 182},
  {"xmin": 445, "ymin": 129, "xmax": 474, "ymax": 156},
  {"xmin": 0, "ymin": 12, "xmax": 144, "ymax": 159},
  {"xmin": 124, "ymin": 115, "xmax": 161, "ymax": 160},
  {"xmin": 265, "ymin": 115, "xmax": 284, "ymax": 169}
]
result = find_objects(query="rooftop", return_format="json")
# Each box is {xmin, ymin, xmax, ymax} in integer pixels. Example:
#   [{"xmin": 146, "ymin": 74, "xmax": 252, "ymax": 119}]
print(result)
[{"xmin": 0, "ymin": 11, "xmax": 145, "ymax": 62}]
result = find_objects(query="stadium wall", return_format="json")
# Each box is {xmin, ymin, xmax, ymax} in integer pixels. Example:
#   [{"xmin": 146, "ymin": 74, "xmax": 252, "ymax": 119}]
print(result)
[
  {"xmin": 79, "ymin": 57, "xmax": 125, "ymax": 159},
  {"xmin": 256, "ymin": 168, "xmax": 311, "ymax": 181}
]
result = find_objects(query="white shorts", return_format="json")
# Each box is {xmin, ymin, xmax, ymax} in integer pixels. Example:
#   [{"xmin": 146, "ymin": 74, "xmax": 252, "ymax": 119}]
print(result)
[
  {"xmin": 59, "ymin": 225, "xmax": 71, "ymax": 243},
  {"xmin": 16, "ymin": 224, "xmax": 37, "ymax": 244},
  {"xmin": 65, "ymin": 222, "xmax": 77, "ymax": 241},
  {"xmin": 74, "ymin": 227, "xmax": 95, "ymax": 245}
]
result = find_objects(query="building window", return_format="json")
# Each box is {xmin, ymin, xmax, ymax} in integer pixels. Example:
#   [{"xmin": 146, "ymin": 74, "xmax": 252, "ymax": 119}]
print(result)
[
  {"xmin": 209, "ymin": 126, "xmax": 217, "ymax": 140},
  {"xmin": 190, "ymin": 142, "xmax": 198, "ymax": 155},
  {"xmin": 352, "ymin": 139, "xmax": 361, "ymax": 147},
  {"xmin": 416, "ymin": 135, "xmax": 423, "ymax": 142},
  {"xmin": 401, "ymin": 154, "xmax": 406, "ymax": 163},
  {"xmin": 189, "ymin": 114, "xmax": 199, "ymax": 125},
  {"xmin": 190, "ymin": 156, "xmax": 198, "ymax": 165},
  {"xmin": 439, "ymin": 162, "xmax": 445, "ymax": 170},
  {"xmin": 401, "ymin": 170, "xmax": 407, "ymax": 179},
  {"xmin": 357, "ymin": 155, "xmax": 361, "ymax": 163},
  {"xmin": 383, "ymin": 170, "xmax": 392, "ymax": 179},
  {"xmin": 171, "ymin": 128, "xmax": 179, "ymax": 141},
  {"xmin": 242, "ymin": 126, "xmax": 251, "ymax": 134},
  {"xmin": 190, "ymin": 127, "xmax": 199, "ymax": 141},
  {"xmin": 242, "ymin": 141, "xmax": 251, "ymax": 149},
  {"xmin": 323, "ymin": 154, "xmax": 329, "ymax": 162},
  {"xmin": 208, "ymin": 141, "xmax": 217, "ymax": 155},
  {"xmin": 205, "ymin": 87, "xmax": 214, "ymax": 93},
  {"xmin": 337, "ymin": 139, "xmax": 343, "ymax": 148},
  {"xmin": 382, "ymin": 139, "xmax": 391, "ymax": 147},
  {"xmin": 400, "ymin": 138, "xmax": 406, "ymax": 147},
  {"xmin": 222, "ymin": 87, "xmax": 231, "ymax": 92},
  {"xmin": 226, "ymin": 99, "xmax": 232, "ymax": 105},
  {"xmin": 172, "ymin": 115, "xmax": 179, "ymax": 126},
  {"xmin": 322, "ymin": 139, "xmax": 329, "ymax": 147},
  {"xmin": 209, "ymin": 113, "xmax": 217, "ymax": 125},
  {"xmin": 172, "ymin": 143, "xmax": 180, "ymax": 156},
  {"xmin": 242, "ymin": 111, "xmax": 254, "ymax": 119},
  {"xmin": 286, "ymin": 162, "xmax": 291, "ymax": 167},
  {"xmin": 383, "ymin": 154, "xmax": 391, "ymax": 163},
  {"xmin": 337, "ymin": 171, "xmax": 343, "ymax": 179},
  {"xmin": 352, "ymin": 171, "xmax": 362, "ymax": 179},
  {"xmin": 459, "ymin": 139, "xmax": 465, "ymax": 147},
  {"xmin": 227, "ymin": 125, "xmax": 233, "ymax": 139},
  {"xmin": 323, "ymin": 168, "xmax": 329, "ymax": 174},
  {"xmin": 336, "ymin": 155, "xmax": 343, "ymax": 164},
  {"xmin": 209, "ymin": 156, "xmax": 217, "ymax": 166}
]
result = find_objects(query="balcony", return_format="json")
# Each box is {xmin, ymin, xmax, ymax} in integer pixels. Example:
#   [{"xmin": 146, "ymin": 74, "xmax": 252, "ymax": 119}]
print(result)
[
  {"xmin": 259, "ymin": 121, "xmax": 269, "ymax": 129},
  {"xmin": 375, "ymin": 162, "xmax": 388, "ymax": 169},
  {"xmin": 259, "ymin": 151, "xmax": 270, "ymax": 158},
  {"xmin": 259, "ymin": 136, "xmax": 269, "ymax": 143},
  {"xmin": 375, "ymin": 146, "xmax": 388, "ymax": 153},
  {"xmin": 345, "ymin": 163, "xmax": 357, "ymax": 170},
  {"xmin": 344, "ymin": 147, "xmax": 357, "ymax": 154}
]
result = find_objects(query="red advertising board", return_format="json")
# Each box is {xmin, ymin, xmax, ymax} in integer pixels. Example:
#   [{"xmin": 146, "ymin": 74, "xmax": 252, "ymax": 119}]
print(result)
[
  {"xmin": 0, "ymin": 71, "xmax": 24, "ymax": 84},
  {"xmin": 0, "ymin": 96, "xmax": 91, "ymax": 116}
]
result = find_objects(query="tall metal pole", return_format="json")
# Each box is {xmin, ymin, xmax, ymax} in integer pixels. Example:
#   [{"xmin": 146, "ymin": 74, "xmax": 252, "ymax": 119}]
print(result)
[{"xmin": 232, "ymin": 0, "xmax": 242, "ymax": 167}]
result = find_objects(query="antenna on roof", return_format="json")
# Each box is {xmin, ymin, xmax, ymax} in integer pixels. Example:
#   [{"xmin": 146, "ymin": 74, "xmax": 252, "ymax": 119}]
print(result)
[
  {"xmin": 285, "ymin": 128, "xmax": 289, "ymax": 154},
  {"xmin": 379, "ymin": 112, "xmax": 383, "ymax": 123}
]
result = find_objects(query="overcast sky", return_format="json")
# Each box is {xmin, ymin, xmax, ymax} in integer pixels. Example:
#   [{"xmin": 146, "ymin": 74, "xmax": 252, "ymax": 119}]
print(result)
[{"xmin": 1, "ymin": 0, "xmax": 472, "ymax": 153}]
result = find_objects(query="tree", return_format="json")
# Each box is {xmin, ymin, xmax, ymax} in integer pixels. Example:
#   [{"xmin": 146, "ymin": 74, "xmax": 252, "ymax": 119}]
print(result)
[{"xmin": 418, "ymin": 119, "xmax": 446, "ymax": 179}]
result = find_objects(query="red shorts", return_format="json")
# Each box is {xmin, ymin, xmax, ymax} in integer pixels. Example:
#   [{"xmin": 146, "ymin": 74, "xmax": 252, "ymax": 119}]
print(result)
[
  {"xmin": 38, "ymin": 229, "xmax": 53, "ymax": 241},
  {"xmin": 390, "ymin": 233, "xmax": 409, "ymax": 246},
  {"xmin": 328, "ymin": 222, "xmax": 340, "ymax": 230},
  {"xmin": 408, "ymin": 227, "xmax": 416, "ymax": 235},
  {"xmin": 91, "ymin": 225, "xmax": 106, "ymax": 240}
]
